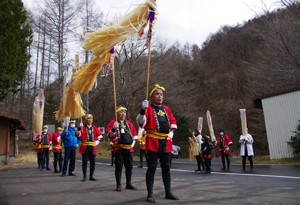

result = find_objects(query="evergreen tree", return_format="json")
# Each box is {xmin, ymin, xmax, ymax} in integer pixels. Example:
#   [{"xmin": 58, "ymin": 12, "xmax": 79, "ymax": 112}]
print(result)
[
  {"xmin": 43, "ymin": 92, "xmax": 59, "ymax": 126},
  {"xmin": 288, "ymin": 121, "xmax": 300, "ymax": 156},
  {"xmin": 0, "ymin": 0, "xmax": 32, "ymax": 101},
  {"xmin": 173, "ymin": 114, "xmax": 191, "ymax": 143}
]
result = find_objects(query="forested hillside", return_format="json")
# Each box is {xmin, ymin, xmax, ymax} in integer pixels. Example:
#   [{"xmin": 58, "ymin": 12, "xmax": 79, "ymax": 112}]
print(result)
[{"xmin": 1, "ymin": 0, "xmax": 299, "ymax": 156}]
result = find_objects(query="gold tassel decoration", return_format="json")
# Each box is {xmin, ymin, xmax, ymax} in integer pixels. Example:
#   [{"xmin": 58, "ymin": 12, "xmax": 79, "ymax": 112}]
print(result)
[
  {"xmin": 55, "ymin": 66, "xmax": 73, "ymax": 122},
  {"xmin": 64, "ymin": 84, "xmax": 86, "ymax": 119},
  {"xmin": 82, "ymin": 0, "xmax": 157, "ymax": 57},
  {"xmin": 71, "ymin": 55, "xmax": 108, "ymax": 94},
  {"xmin": 70, "ymin": 0, "xmax": 157, "ymax": 95},
  {"xmin": 54, "ymin": 103, "xmax": 64, "ymax": 122},
  {"xmin": 55, "ymin": 55, "xmax": 86, "ymax": 122}
]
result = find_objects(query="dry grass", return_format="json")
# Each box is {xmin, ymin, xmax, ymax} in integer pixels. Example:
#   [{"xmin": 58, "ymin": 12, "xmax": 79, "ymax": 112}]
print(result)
[
  {"xmin": 234, "ymin": 155, "xmax": 300, "ymax": 165},
  {"xmin": 15, "ymin": 152, "xmax": 37, "ymax": 164}
]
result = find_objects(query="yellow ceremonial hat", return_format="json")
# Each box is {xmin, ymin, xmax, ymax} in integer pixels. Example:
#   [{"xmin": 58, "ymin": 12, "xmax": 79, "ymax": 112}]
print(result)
[
  {"xmin": 57, "ymin": 127, "xmax": 63, "ymax": 131},
  {"xmin": 42, "ymin": 125, "xmax": 48, "ymax": 129},
  {"xmin": 149, "ymin": 83, "xmax": 165, "ymax": 97},
  {"xmin": 116, "ymin": 106, "xmax": 127, "ymax": 113},
  {"xmin": 85, "ymin": 114, "xmax": 93, "ymax": 119}
]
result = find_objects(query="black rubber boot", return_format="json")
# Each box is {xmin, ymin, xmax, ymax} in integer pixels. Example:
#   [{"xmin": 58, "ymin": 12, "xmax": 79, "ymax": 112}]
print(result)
[
  {"xmin": 146, "ymin": 178, "xmax": 155, "ymax": 203},
  {"xmin": 53, "ymin": 162, "xmax": 59, "ymax": 173},
  {"xmin": 164, "ymin": 179, "xmax": 179, "ymax": 200},
  {"xmin": 126, "ymin": 170, "xmax": 136, "ymax": 190},
  {"xmin": 89, "ymin": 164, "xmax": 96, "ymax": 181},
  {"xmin": 115, "ymin": 171, "xmax": 122, "ymax": 191},
  {"xmin": 82, "ymin": 165, "xmax": 87, "ymax": 182}
]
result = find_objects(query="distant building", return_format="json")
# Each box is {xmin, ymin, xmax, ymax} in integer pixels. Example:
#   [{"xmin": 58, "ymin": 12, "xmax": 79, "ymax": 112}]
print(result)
[
  {"xmin": 0, "ymin": 115, "xmax": 26, "ymax": 165},
  {"xmin": 254, "ymin": 86, "xmax": 300, "ymax": 159}
]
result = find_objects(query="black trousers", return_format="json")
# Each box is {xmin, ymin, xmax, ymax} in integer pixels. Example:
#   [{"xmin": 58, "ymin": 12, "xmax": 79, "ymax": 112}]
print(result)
[
  {"xmin": 114, "ymin": 149, "xmax": 133, "ymax": 186},
  {"xmin": 139, "ymin": 149, "xmax": 147, "ymax": 166},
  {"xmin": 41, "ymin": 148, "xmax": 50, "ymax": 169},
  {"xmin": 37, "ymin": 152, "xmax": 42, "ymax": 168},
  {"xmin": 221, "ymin": 154, "xmax": 230, "ymax": 169},
  {"xmin": 82, "ymin": 148, "xmax": 96, "ymax": 178},
  {"xmin": 242, "ymin": 156, "xmax": 253, "ymax": 170},
  {"xmin": 195, "ymin": 155, "xmax": 205, "ymax": 170},
  {"xmin": 62, "ymin": 147, "xmax": 76, "ymax": 175},
  {"xmin": 53, "ymin": 152, "xmax": 63, "ymax": 172},
  {"xmin": 146, "ymin": 144, "xmax": 173, "ymax": 196}
]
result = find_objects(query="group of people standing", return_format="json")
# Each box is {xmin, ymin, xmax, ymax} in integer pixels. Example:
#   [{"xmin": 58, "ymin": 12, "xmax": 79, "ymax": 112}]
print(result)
[
  {"xmin": 33, "ymin": 84, "xmax": 179, "ymax": 203},
  {"xmin": 190, "ymin": 129, "xmax": 254, "ymax": 173}
]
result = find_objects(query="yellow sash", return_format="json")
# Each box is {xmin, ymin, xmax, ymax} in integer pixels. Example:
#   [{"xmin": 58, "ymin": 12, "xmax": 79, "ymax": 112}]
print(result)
[
  {"xmin": 37, "ymin": 144, "xmax": 42, "ymax": 149},
  {"xmin": 147, "ymin": 130, "xmax": 170, "ymax": 140},
  {"xmin": 112, "ymin": 144, "xmax": 132, "ymax": 149},
  {"xmin": 82, "ymin": 141, "xmax": 95, "ymax": 146},
  {"xmin": 52, "ymin": 145, "xmax": 62, "ymax": 149},
  {"xmin": 41, "ymin": 145, "xmax": 50, "ymax": 148}
]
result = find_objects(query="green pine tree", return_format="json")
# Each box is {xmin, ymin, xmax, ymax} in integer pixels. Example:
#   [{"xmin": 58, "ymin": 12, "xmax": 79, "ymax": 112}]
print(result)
[
  {"xmin": 173, "ymin": 114, "xmax": 191, "ymax": 143},
  {"xmin": 43, "ymin": 92, "xmax": 59, "ymax": 126},
  {"xmin": 288, "ymin": 121, "xmax": 300, "ymax": 156},
  {"xmin": 0, "ymin": 0, "xmax": 32, "ymax": 100}
]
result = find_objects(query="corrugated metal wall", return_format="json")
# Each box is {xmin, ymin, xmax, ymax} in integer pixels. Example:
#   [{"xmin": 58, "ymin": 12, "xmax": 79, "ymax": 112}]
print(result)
[{"xmin": 262, "ymin": 90, "xmax": 300, "ymax": 159}]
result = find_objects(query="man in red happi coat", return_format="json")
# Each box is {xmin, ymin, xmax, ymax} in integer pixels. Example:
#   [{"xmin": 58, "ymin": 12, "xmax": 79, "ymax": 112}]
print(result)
[
  {"xmin": 52, "ymin": 127, "xmax": 63, "ymax": 173},
  {"xmin": 215, "ymin": 129, "xmax": 233, "ymax": 171},
  {"xmin": 35, "ymin": 125, "xmax": 52, "ymax": 171},
  {"xmin": 106, "ymin": 106, "xmax": 138, "ymax": 191},
  {"xmin": 137, "ymin": 84, "xmax": 179, "ymax": 203},
  {"xmin": 78, "ymin": 114, "xmax": 102, "ymax": 182}
]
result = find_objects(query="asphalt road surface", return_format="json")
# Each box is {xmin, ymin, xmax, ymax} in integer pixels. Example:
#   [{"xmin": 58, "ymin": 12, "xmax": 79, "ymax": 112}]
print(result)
[{"xmin": 0, "ymin": 158, "xmax": 300, "ymax": 205}]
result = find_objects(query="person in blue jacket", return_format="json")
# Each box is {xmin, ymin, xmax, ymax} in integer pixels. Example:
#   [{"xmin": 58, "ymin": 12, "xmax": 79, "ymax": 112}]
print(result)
[{"xmin": 61, "ymin": 119, "xmax": 81, "ymax": 176}]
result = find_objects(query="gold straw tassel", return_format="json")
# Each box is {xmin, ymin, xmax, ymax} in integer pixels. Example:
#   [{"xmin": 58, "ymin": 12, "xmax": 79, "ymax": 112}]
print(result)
[
  {"xmin": 82, "ymin": 0, "xmax": 157, "ymax": 56},
  {"xmin": 71, "ymin": 55, "xmax": 108, "ymax": 94},
  {"xmin": 64, "ymin": 85, "xmax": 86, "ymax": 119},
  {"xmin": 55, "ymin": 103, "xmax": 64, "ymax": 122}
]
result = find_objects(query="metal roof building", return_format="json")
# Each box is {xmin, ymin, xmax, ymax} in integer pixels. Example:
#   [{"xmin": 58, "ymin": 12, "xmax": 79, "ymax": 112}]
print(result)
[{"xmin": 254, "ymin": 86, "xmax": 300, "ymax": 159}]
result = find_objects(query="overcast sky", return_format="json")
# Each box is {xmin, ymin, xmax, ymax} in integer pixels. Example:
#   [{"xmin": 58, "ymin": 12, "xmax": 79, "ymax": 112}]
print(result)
[
  {"xmin": 22, "ymin": 0, "xmax": 282, "ymax": 46},
  {"xmin": 95, "ymin": 0, "xmax": 281, "ymax": 46}
]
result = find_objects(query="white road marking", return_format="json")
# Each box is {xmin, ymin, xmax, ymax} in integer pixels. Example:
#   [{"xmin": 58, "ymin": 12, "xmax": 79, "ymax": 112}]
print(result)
[{"xmin": 77, "ymin": 160, "xmax": 300, "ymax": 180}]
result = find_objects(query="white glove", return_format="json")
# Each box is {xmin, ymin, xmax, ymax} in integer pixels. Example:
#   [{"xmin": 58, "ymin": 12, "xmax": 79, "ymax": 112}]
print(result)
[
  {"xmin": 142, "ymin": 100, "xmax": 149, "ymax": 109},
  {"xmin": 168, "ymin": 131, "xmax": 174, "ymax": 139},
  {"xmin": 113, "ymin": 122, "xmax": 119, "ymax": 130},
  {"xmin": 225, "ymin": 147, "xmax": 230, "ymax": 151},
  {"xmin": 79, "ymin": 122, "xmax": 83, "ymax": 127},
  {"xmin": 98, "ymin": 135, "xmax": 103, "ymax": 140},
  {"xmin": 57, "ymin": 136, "xmax": 61, "ymax": 143},
  {"xmin": 49, "ymin": 146, "xmax": 52, "ymax": 151},
  {"xmin": 95, "ymin": 140, "xmax": 100, "ymax": 146},
  {"xmin": 76, "ymin": 144, "xmax": 79, "ymax": 147}
]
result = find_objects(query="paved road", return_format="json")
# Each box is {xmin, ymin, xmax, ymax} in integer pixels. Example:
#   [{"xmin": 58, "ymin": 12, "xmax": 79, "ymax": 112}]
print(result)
[{"xmin": 0, "ymin": 158, "xmax": 300, "ymax": 205}]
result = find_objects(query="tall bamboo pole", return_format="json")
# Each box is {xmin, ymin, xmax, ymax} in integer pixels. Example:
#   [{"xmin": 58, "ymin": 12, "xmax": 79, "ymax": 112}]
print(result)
[
  {"xmin": 145, "ymin": 44, "xmax": 152, "ymax": 100},
  {"xmin": 145, "ymin": 8, "xmax": 155, "ymax": 100},
  {"xmin": 110, "ymin": 48, "xmax": 117, "ymax": 121}
]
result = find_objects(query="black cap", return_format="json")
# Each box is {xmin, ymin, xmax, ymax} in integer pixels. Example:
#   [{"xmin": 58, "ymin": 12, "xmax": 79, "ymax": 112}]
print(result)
[{"xmin": 194, "ymin": 129, "xmax": 200, "ymax": 135}]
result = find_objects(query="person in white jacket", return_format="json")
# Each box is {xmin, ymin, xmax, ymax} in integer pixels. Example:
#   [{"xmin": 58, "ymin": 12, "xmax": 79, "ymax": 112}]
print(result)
[{"xmin": 239, "ymin": 133, "xmax": 254, "ymax": 172}]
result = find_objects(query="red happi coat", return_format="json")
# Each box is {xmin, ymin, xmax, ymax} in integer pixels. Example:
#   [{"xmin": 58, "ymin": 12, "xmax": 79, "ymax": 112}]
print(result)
[
  {"xmin": 79, "ymin": 125, "xmax": 102, "ymax": 155},
  {"xmin": 143, "ymin": 105, "xmax": 177, "ymax": 153},
  {"xmin": 216, "ymin": 135, "xmax": 233, "ymax": 155},
  {"xmin": 33, "ymin": 135, "xmax": 43, "ymax": 153},
  {"xmin": 106, "ymin": 119, "xmax": 137, "ymax": 153},
  {"xmin": 34, "ymin": 133, "xmax": 52, "ymax": 152},
  {"xmin": 52, "ymin": 132, "xmax": 62, "ymax": 153}
]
